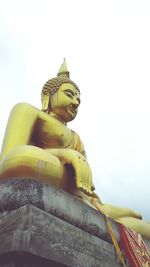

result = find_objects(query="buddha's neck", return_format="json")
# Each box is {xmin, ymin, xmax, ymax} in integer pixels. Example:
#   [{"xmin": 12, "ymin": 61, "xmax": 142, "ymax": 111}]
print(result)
[{"xmin": 49, "ymin": 112, "xmax": 67, "ymax": 125}]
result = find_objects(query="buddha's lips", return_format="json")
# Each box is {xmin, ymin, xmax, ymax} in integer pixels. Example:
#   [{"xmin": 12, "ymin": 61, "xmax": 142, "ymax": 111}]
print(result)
[{"xmin": 68, "ymin": 106, "xmax": 77, "ymax": 115}]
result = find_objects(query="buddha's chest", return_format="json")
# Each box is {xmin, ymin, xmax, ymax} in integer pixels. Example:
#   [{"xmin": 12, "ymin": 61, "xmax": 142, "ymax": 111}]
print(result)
[{"xmin": 32, "ymin": 116, "xmax": 76, "ymax": 149}]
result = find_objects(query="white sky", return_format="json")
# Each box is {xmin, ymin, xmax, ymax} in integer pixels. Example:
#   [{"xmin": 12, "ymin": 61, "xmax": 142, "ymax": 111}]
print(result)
[{"xmin": 0, "ymin": 0, "xmax": 150, "ymax": 220}]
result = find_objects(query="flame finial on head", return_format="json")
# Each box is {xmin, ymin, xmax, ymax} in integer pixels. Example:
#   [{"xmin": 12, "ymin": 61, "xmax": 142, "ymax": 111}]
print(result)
[{"xmin": 57, "ymin": 58, "xmax": 70, "ymax": 78}]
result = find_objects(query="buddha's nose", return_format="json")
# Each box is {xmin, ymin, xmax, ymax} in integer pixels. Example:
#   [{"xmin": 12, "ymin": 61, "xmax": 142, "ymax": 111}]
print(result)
[{"xmin": 72, "ymin": 98, "xmax": 80, "ymax": 108}]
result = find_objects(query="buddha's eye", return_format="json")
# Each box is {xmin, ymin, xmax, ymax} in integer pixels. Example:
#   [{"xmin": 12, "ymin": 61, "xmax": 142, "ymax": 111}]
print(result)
[{"xmin": 65, "ymin": 90, "xmax": 73, "ymax": 98}]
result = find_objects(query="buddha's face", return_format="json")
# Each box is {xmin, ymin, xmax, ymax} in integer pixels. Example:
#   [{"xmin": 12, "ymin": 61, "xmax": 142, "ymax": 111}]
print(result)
[{"xmin": 50, "ymin": 83, "xmax": 80, "ymax": 122}]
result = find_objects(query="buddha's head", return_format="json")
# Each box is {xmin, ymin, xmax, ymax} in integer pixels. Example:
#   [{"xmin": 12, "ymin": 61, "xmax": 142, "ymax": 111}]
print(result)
[{"xmin": 41, "ymin": 60, "xmax": 80, "ymax": 123}]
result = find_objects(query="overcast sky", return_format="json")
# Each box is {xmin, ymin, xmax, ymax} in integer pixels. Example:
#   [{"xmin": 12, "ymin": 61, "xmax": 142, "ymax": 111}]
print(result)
[{"xmin": 0, "ymin": 0, "xmax": 150, "ymax": 220}]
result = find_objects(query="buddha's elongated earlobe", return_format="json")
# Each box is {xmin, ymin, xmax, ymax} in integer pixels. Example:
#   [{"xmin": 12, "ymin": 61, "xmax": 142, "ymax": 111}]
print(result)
[{"xmin": 41, "ymin": 91, "xmax": 50, "ymax": 111}]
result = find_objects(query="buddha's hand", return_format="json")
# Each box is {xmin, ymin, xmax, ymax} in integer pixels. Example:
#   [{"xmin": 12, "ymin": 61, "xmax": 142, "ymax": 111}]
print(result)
[{"xmin": 47, "ymin": 148, "xmax": 93, "ymax": 195}]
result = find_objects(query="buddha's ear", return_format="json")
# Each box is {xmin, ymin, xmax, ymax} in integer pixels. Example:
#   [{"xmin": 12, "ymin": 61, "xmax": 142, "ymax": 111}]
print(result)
[{"xmin": 41, "ymin": 91, "xmax": 50, "ymax": 112}]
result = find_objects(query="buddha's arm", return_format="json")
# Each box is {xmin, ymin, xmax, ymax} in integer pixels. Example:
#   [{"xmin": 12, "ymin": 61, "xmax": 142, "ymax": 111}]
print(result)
[
  {"xmin": 73, "ymin": 133, "xmax": 95, "ymax": 191},
  {"xmin": 45, "ymin": 148, "xmax": 93, "ymax": 195},
  {"xmin": 1, "ymin": 103, "xmax": 39, "ymax": 159}
]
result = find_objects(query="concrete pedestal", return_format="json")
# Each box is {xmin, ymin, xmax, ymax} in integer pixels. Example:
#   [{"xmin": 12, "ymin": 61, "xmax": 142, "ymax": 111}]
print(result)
[{"xmin": 0, "ymin": 179, "xmax": 149, "ymax": 267}]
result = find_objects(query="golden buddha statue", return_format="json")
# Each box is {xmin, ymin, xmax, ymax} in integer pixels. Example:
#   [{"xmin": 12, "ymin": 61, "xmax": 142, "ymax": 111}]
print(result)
[{"xmin": 0, "ymin": 60, "xmax": 150, "ymax": 240}]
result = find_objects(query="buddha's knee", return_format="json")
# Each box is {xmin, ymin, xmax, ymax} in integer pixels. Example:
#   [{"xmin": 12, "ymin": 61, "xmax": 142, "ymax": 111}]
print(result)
[
  {"xmin": 0, "ymin": 145, "xmax": 66, "ymax": 186},
  {"xmin": 102, "ymin": 203, "xmax": 142, "ymax": 220}
]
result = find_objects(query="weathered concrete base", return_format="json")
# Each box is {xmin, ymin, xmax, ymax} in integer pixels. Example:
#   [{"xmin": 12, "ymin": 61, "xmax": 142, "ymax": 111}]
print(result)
[
  {"xmin": 0, "ymin": 205, "xmax": 121, "ymax": 267},
  {"xmin": 0, "ymin": 178, "xmax": 149, "ymax": 266},
  {"xmin": 0, "ymin": 178, "xmax": 119, "ymax": 243}
]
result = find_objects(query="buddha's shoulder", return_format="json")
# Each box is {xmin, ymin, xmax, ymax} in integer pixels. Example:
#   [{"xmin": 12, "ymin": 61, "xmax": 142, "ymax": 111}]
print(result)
[
  {"xmin": 11, "ymin": 102, "xmax": 40, "ymax": 112},
  {"xmin": 70, "ymin": 129, "xmax": 79, "ymax": 138},
  {"xmin": 10, "ymin": 102, "xmax": 46, "ymax": 119},
  {"xmin": 70, "ymin": 129, "xmax": 82, "ymax": 144}
]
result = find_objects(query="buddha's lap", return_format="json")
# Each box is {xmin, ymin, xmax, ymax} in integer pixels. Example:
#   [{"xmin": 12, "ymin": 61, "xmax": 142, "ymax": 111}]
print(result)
[{"xmin": 0, "ymin": 145, "xmax": 65, "ymax": 185}]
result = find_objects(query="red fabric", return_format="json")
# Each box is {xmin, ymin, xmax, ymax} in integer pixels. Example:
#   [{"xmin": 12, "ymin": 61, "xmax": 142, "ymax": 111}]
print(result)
[{"xmin": 119, "ymin": 224, "xmax": 150, "ymax": 267}]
